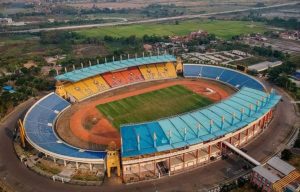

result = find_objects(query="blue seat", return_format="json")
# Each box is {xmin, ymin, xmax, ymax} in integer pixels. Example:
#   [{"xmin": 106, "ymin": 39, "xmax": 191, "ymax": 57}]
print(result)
[
  {"xmin": 183, "ymin": 64, "xmax": 265, "ymax": 91},
  {"xmin": 24, "ymin": 93, "xmax": 106, "ymax": 160}
]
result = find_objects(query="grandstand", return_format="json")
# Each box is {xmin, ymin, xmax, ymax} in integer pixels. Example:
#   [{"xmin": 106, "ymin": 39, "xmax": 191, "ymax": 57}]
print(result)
[
  {"xmin": 22, "ymin": 55, "xmax": 281, "ymax": 184},
  {"xmin": 184, "ymin": 64, "xmax": 264, "ymax": 91},
  {"xmin": 24, "ymin": 93, "xmax": 105, "ymax": 167},
  {"xmin": 120, "ymin": 64, "xmax": 280, "ymax": 183},
  {"xmin": 120, "ymin": 67, "xmax": 144, "ymax": 83},
  {"xmin": 55, "ymin": 55, "xmax": 178, "ymax": 101}
]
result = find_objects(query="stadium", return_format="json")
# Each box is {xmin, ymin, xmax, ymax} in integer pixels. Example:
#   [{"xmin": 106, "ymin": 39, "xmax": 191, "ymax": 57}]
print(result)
[{"xmin": 21, "ymin": 53, "xmax": 281, "ymax": 183}]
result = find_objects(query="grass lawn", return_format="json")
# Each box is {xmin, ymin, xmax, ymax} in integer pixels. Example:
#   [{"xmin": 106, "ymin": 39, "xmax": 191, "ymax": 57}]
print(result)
[
  {"xmin": 77, "ymin": 20, "xmax": 266, "ymax": 40},
  {"xmin": 97, "ymin": 85, "xmax": 213, "ymax": 129}
]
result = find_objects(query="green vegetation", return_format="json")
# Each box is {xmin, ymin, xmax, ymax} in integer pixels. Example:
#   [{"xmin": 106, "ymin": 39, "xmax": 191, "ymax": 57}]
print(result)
[
  {"xmin": 230, "ymin": 56, "xmax": 267, "ymax": 66},
  {"xmin": 288, "ymin": 154, "xmax": 300, "ymax": 170},
  {"xmin": 97, "ymin": 85, "xmax": 213, "ymax": 129},
  {"xmin": 0, "ymin": 66, "xmax": 55, "ymax": 118},
  {"xmin": 35, "ymin": 161, "xmax": 61, "ymax": 175},
  {"xmin": 72, "ymin": 171, "xmax": 101, "ymax": 181},
  {"xmin": 267, "ymin": 57, "xmax": 299, "ymax": 104},
  {"xmin": 77, "ymin": 20, "xmax": 266, "ymax": 40},
  {"xmin": 227, "ymin": 183, "xmax": 257, "ymax": 192},
  {"xmin": 243, "ymin": 13, "xmax": 300, "ymax": 30},
  {"xmin": 281, "ymin": 149, "xmax": 293, "ymax": 161},
  {"xmin": 220, "ymin": 177, "xmax": 250, "ymax": 192}
]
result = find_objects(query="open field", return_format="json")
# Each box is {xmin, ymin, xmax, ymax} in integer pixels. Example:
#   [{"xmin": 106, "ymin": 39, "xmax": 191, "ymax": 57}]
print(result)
[
  {"xmin": 97, "ymin": 85, "xmax": 213, "ymax": 129},
  {"xmin": 76, "ymin": 20, "xmax": 267, "ymax": 40},
  {"xmin": 65, "ymin": 0, "xmax": 294, "ymax": 10}
]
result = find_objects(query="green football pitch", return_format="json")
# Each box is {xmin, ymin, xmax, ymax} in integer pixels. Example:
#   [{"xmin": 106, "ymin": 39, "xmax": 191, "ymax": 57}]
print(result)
[{"xmin": 96, "ymin": 85, "xmax": 213, "ymax": 129}]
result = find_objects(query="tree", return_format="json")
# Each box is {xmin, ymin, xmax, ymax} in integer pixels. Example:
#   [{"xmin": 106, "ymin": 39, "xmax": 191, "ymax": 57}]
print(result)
[
  {"xmin": 48, "ymin": 69, "xmax": 57, "ymax": 77},
  {"xmin": 294, "ymin": 139, "xmax": 300, "ymax": 148},
  {"xmin": 281, "ymin": 149, "xmax": 292, "ymax": 161}
]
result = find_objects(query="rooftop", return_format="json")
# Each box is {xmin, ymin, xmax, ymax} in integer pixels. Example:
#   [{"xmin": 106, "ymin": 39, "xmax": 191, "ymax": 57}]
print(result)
[
  {"xmin": 267, "ymin": 156, "xmax": 295, "ymax": 176},
  {"xmin": 253, "ymin": 165, "xmax": 281, "ymax": 183},
  {"xmin": 55, "ymin": 54, "xmax": 176, "ymax": 82},
  {"xmin": 121, "ymin": 87, "xmax": 281, "ymax": 158},
  {"xmin": 248, "ymin": 61, "xmax": 282, "ymax": 72}
]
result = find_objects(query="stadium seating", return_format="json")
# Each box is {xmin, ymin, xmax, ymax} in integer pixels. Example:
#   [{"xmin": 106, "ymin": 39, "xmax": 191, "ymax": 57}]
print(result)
[
  {"xmin": 138, "ymin": 65, "xmax": 153, "ymax": 80},
  {"xmin": 64, "ymin": 83, "xmax": 88, "ymax": 101},
  {"xmin": 91, "ymin": 75, "xmax": 111, "ymax": 92},
  {"xmin": 138, "ymin": 64, "xmax": 160, "ymax": 80},
  {"xmin": 121, "ymin": 87, "xmax": 281, "ymax": 157},
  {"xmin": 63, "ymin": 63, "xmax": 177, "ymax": 101},
  {"xmin": 155, "ymin": 63, "xmax": 169, "ymax": 79},
  {"xmin": 165, "ymin": 62, "xmax": 177, "ymax": 78},
  {"xmin": 139, "ymin": 63, "xmax": 177, "ymax": 80},
  {"xmin": 102, "ymin": 72, "xmax": 129, "ymax": 88},
  {"xmin": 120, "ymin": 67, "xmax": 144, "ymax": 83},
  {"xmin": 155, "ymin": 63, "xmax": 177, "ymax": 79},
  {"xmin": 183, "ymin": 64, "xmax": 264, "ymax": 91},
  {"xmin": 81, "ymin": 78, "xmax": 98, "ymax": 93},
  {"xmin": 56, "ymin": 55, "xmax": 177, "ymax": 82},
  {"xmin": 64, "ymin": 75, "xmax": 111, "ymax": 101},
  {"xmin": 24, "ymin": 93, "xmax": 106, "ymax": 159}
]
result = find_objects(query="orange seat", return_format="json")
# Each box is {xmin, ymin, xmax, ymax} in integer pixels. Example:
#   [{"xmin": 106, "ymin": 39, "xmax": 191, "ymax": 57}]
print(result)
[{"xmin": 120, "ymin": 67, "xmax": 144, "ymax": 83}]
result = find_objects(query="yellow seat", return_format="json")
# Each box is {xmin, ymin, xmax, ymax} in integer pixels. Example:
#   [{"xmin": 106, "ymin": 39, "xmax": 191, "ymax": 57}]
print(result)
[
  {"xmin": 93, "ymin": 75, "xmax": 110, "ymax": 91},
  {"xmin": 165, "ymin": 62, "xmax": 177, "ymax": 78},
  {"xmin": 147, "ymin": 64, "xmax": 159, "ymax": 79},
  {"xmin": 138, "ymin": 65, "xmax": 153, "ymax": 80},
  {"xmin": 64, "ymin": 76, "xmax": 111, "ymax": 101},
  {"xmin": 64, "ymin": 83, "xmax": 86, "ymax": 101},
  {"xmin": 155, "ymin": 63, "xmax": 168, "ymax": 79},
  {"xmin": 82, "ymin": 78, "xmax": 99, "ymax": 94}
]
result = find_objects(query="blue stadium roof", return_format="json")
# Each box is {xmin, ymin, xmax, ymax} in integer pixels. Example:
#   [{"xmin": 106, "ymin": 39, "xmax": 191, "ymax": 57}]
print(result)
[
  {"xmin": 24, "ymin": 93, "xmax": 106, "ymax": 160},
  {"xmin": 55, "ymin": 54, "xmax": 177, "ymax": 82},
  {"xmin": 121, "ymin": 87, "xmax": 281, "ymax": 158}
]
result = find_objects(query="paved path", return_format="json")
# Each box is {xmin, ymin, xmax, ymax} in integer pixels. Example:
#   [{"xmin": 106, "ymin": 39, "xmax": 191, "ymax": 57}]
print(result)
[
  {"xmin": 0, "ymin": 83, "xmax": 298, "ymax": 192},
  {"xmin": 4, "ymin": 2, "xmax": 299, "ymax": 33}
]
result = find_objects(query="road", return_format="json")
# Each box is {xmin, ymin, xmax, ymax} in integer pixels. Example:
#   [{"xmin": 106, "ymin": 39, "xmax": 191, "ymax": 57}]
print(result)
[
  {"xmin": 0, "ymin": 82, "xmax": 298, "ymax": 192},
  {"xmin": 5, "ymin": 2, "xmax": 299, "ymax": 34}
]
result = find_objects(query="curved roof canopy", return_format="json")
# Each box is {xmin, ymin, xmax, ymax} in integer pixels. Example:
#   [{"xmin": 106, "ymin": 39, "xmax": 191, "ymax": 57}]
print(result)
[{"xmin": 55, "ymin": 54, "xmax": 177, "ymax": 82}]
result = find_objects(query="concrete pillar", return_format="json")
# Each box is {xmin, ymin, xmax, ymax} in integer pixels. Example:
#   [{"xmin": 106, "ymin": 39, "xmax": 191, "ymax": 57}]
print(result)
[
  {"xmin": 64, "ymin": 160, "xmax": 67, "ymax": 167},
  {"xmin": 196, "ymin": 149, "xmax": 199, "ymax": 164},
  {"xmin": 168, "ymin": 157, "xmax": 171, "ymax": 174},
  {"xmin": 154, "ymin": 160, "xmax": 156, "ymax": 176},
  {"xmin": 138, "ymin": 163, "xmax": 141, "ymax": 179},
  {"xmin": 89, "ymin": 163, "xmax": 92, "ymax": 171},
  {"xmin": 183, "ymin": 153, "xmax": 185, "ymax": 169},
  {"xmin": 76, "ymin": 162, "xmax": 79, "ymax": 169},
  {"xmin": 53, "ymin": 157, "xmax": 56, "ymax": 164}
]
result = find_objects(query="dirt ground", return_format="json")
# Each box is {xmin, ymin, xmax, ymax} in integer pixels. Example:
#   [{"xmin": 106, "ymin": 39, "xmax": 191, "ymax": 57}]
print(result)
[{"xmin": 55, "ymin": 78, "xmax": 235, "ymax": 151}]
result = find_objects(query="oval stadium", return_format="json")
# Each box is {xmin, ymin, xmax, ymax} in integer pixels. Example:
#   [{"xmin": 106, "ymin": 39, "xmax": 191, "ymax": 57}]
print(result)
[{"xmin": 21, "ymin": 53, "xmax": 281, "ymax": 183}]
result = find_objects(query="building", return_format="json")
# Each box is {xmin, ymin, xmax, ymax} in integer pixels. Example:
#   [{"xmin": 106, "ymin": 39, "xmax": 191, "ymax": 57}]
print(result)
[
  {"xmin": 0, "ymin": 18, "xmax": 13, "ymax": 25},
  {"xmin": 21, "ymin": 55, "xmax": 281, "ymax": 184},
  {"xmin": 248, "ymin": 61, "xmax": 283, "ymax": 73},
  {"xmin": 251, "ymin": 157, "xmax": 300, "ymax": 192}
]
